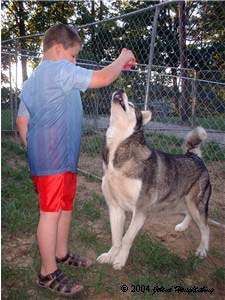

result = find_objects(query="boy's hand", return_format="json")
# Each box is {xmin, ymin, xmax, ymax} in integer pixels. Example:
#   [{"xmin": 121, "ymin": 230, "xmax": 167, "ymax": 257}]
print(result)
[{"xmin": 119, "ymin": 48, "xmax": 137, "ymax": 70}]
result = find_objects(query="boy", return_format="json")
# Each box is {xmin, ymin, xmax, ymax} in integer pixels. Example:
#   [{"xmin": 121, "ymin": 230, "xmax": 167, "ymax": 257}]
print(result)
[{"xmin": 17, "ymin": 24, "xmax": 136, "ymax": 297}]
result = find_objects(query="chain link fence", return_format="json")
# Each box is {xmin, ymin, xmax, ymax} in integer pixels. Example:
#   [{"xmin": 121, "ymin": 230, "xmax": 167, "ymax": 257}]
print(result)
[
  {"xmin": 77, "ymin": 1, "xmax": 225, "ymax": 183},
  {"xmin": 2, "ymin": 1, "xmax": 225, "ymax": 198}
]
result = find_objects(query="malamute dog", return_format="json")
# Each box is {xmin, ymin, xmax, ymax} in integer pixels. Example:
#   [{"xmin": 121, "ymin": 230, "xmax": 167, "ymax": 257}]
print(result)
[{"xmin": 97, "ymin": 89, "xmax": 211, "ymax": 270}]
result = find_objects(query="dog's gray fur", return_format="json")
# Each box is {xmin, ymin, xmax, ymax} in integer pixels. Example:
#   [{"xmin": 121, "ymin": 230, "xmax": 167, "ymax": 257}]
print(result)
[{"xmin": 97, "ymin": 90, "xmax": 211, "ymax": 270}]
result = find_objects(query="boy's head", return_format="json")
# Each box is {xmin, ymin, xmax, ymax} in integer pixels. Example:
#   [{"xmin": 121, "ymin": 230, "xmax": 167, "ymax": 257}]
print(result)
[{"xmin": 43, "ymin": 24, "xmax": 82, "ymax": 64}]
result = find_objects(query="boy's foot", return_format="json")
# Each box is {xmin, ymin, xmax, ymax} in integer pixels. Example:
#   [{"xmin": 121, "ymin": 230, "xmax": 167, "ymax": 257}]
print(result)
[
  {"xmin": 56, "ymin": 252, "xmax": 92, "ymax": 268},
  {"xmin": 37, "ymin": 268, "xmax": 83, "ymax": 297}
]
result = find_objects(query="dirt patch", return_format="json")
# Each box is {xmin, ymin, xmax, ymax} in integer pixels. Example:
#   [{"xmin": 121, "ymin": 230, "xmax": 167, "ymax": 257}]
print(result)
[
  {"xmin": 207, "ymin": 161, "xmax": 225, "ymax": 209},
  {"xmin": 2, "ymin": 234, "xmax": 35, "ymax": 268},
  {"xmin": 77, "ymin": 174, "xmax": 102, "ymax": 194},
  {"xmin": 79, "ymin": 153, "xmax": 103, "ymax": 178},
  {"xmin": 143, "ymin": 213, "xmax": 225, "ymax": 260}
]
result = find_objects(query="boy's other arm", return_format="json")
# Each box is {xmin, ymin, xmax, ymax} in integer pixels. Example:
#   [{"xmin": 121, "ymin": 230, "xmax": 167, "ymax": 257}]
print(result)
[
  {"xmin": 16, "ymin": 116, "xmax": 30, "ymax": 148},
  {"xmin": 88, "ymin": 48, "xmax": 136, "ymax": 89}
]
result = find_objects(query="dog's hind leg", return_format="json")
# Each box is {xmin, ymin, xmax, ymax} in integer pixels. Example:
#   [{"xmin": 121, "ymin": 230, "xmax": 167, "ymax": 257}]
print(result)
[
  {"xmin": 186, "ymin": 194, "xmax": 210, "ymax": 258},
  {"xmin": 175, "ymin": 213, "xmax": 192, "ymax": 232},
  {"xmin": 113, "ymin": 210, "xmax": 146, "ymax": 270},
  {"xmin": 97, "ymin": 205, "xmax": 125, "ymax": 265}
]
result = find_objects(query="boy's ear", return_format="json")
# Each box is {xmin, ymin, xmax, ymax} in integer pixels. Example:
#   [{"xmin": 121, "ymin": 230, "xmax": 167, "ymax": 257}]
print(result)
[
  {"xmin": 54, "ymin": 43, "xmax": 64, "ymax": 55},
  {"xmin": 141, "ymin": 110, "xmax": 152, "ymax": 125}
]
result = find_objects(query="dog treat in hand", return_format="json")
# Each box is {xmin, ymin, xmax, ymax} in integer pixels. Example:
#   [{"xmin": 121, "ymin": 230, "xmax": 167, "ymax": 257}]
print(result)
[{"xmin": 122, "ymin": 60, "xmax": 137, "ymax": 70}]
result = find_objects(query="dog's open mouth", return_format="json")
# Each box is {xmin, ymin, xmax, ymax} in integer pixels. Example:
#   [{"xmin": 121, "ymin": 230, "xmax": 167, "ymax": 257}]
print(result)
[{"xmin": 113, "ymin": 90, "xmax": 126, "ymax": 111}]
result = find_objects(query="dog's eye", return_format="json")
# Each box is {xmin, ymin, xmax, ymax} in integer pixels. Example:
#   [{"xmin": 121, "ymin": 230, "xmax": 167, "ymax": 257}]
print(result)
[{"xmin": 128, "ymin": 102, "xmax": 134, "ymax": 108}]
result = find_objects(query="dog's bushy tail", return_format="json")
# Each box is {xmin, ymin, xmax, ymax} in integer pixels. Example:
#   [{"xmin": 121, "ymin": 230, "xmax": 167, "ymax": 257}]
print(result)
[{"xmin": 183, "ymin": 126, "xmax": 207, "ymax": 157}]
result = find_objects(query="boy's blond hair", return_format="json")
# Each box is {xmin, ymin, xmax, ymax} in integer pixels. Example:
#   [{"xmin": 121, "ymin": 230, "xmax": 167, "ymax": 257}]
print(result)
[{"xmin": 43, "ymin": 24, "xmax": 82, "ymax": 52}]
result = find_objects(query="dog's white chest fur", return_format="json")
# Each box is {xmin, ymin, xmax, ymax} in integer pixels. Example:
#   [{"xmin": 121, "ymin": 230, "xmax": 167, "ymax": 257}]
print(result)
[
  {"xmin": 102, "ymin": 169, "xmax": 142, "ymax": 212},
  {"xmin": 102, "ymin": 126, "xmax": 142, "ymax": 212}
]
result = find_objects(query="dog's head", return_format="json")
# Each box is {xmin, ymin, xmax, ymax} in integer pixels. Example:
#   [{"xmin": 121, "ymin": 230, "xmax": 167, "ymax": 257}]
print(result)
[{"xmin": 110, "ymin": 89, "xmax": 152, "ymax": 133}]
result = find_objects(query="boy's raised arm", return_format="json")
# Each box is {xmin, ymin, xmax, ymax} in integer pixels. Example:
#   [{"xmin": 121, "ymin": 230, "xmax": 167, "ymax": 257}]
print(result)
[{"xmin": 88, "ymin": 48, "xmax": 136, "ymax": 89}]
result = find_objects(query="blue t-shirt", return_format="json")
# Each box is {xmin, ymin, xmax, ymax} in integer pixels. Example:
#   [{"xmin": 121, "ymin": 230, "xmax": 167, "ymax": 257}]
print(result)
[{"xmin": 18, "ymin": 60, "xmax": 93, "ymax": 176}]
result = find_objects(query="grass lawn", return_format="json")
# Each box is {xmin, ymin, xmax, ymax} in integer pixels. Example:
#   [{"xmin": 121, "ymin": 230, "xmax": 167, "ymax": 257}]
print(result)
[
  {"xmin": 1, "ymin": 135, "xmax": 225, "ymax": 300},
  {"xmin": 144, "ymin": 132, "xmax": 225, "ymax": 162},
  {"xmin": 152, "ymin": 115, "xmax": 225, "ymax": 131},
  {"xmin": 1, "ymin": 109, "xmax": 15, "ymax": 131},
  {"xmin": 80, "ymin": 130, "xmax": 225, "ymax": 163},
  {"xmin": 193, "ymin": 117, "xmax": 225, "ymax": 132}
]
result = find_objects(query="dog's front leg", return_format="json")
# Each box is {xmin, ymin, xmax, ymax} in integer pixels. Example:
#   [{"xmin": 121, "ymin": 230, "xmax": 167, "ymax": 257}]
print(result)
[
  {"xmin": 97, "ymin": 205, "xmax": 125, "ymax": 265},
  {"xmin": 113, "ymin": 211, "xmax": 146, "ymax": 270}
]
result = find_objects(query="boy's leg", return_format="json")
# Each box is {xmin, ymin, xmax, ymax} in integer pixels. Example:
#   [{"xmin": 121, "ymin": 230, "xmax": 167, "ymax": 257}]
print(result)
[
  {"xmin": 55, "ymin": 172, "xmax": 76, "ymax": 258},
  {"xmin": 55, "ymin": 209, "xmax": 92, "ymax": 267},
  {"xmin": 55, "ymin": 210, "xmax": 72, "ymax": 258},
  {"xmin": 34, "ymin": 172, "xmax": 75, "ymax": 270},
  {"xmin": 37, "ymin": 211, "xmax": 61, "ymax": 275},
  {"xmin": 55, "ymin": 173, "xmax": 92, "ymax": 267},
  {"xmin": 34, "ymin": 173, "xmax": 84, "ymax": 296}
]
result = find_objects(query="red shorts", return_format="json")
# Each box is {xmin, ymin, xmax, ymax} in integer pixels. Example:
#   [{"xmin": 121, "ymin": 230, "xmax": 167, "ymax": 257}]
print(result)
[{"xmin": 32, "ymin": 172, "xmax": 77, "ymax": 212}]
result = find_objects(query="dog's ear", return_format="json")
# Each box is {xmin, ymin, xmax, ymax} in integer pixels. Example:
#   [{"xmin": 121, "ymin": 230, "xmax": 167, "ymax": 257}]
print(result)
[{"xmin": 141, "ymin": 110, "xmax": 152, "ymax": 125}]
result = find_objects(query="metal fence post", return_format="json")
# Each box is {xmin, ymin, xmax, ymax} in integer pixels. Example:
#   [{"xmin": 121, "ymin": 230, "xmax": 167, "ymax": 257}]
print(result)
[
  {"xmin": 144, "ymin": 6, "xmax": 160, "ymax": 110},
  {"xmin": 191, "ymin": 69, "xmax": 197, "ymax": 128}
]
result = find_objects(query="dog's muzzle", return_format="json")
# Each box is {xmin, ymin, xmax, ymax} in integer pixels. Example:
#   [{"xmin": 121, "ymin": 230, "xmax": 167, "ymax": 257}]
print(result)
[{"xmin": 113, "ymin": 89, "xmax": 126, "ymax": 111}]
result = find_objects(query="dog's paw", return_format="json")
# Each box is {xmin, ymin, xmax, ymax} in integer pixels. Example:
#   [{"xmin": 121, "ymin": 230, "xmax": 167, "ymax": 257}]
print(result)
[
  {"xmin": 97, "ymin": 252, "xmax": 113, "ymax": 264},
  {"xmin": 112, "ymin": 248, "xmax": 129, "ymax": 270},
  {"xmin": 113, "ymin": 260, "xmax": 124, "ymax": 270},
  {"xmin": 97, "ymin": 247, "xmax": 120, "ymax": 264},
  {"xmin": 113, "ymin": 256, "xmax": 127, "ymax": 270},
  {"xmin": 175, "ymin": 223, "xmax": 187, "ymax": 232},
  {"xmin": 195, "ymin": 246, "xmax": 208, "ymax": 258}
]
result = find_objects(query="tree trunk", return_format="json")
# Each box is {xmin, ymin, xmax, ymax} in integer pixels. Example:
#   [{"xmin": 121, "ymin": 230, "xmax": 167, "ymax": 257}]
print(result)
[
  {"xmin": 99, "ymin": 1, "xmax": 103, "ymax": 20},
  {"xmin": 18, "ymin": 1, "xmax": 28, "ymax": 82},
  {"xmin": 178, "ymin": 1, "xmax": 190, "ymax": 123},
  {"xmin": 91, "ymin": 1, "xmax": 96, "ymax": 54}
]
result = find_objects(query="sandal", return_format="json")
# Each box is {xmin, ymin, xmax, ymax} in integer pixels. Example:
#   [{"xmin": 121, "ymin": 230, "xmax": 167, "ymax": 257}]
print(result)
[
  {"xmin": 56, "ymin": 253, "xmax": 92, "ymax": 268},
  {"xmin": 37, "ymin": 268, "xmax": 83, "ymax": 297}
]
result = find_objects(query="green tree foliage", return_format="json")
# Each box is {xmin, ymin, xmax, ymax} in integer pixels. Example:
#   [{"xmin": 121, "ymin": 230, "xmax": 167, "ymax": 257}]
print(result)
[
  {"xmin": 185, "ymin": 1, "xmax": 225, "ymax": 115},
  {"xmin": 2, "ymin": 1, "xmax": 223, "ymax": 74},
  {"xmin": 1, "ymin": 1, "xmax": 224, "ymax": 117}
]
